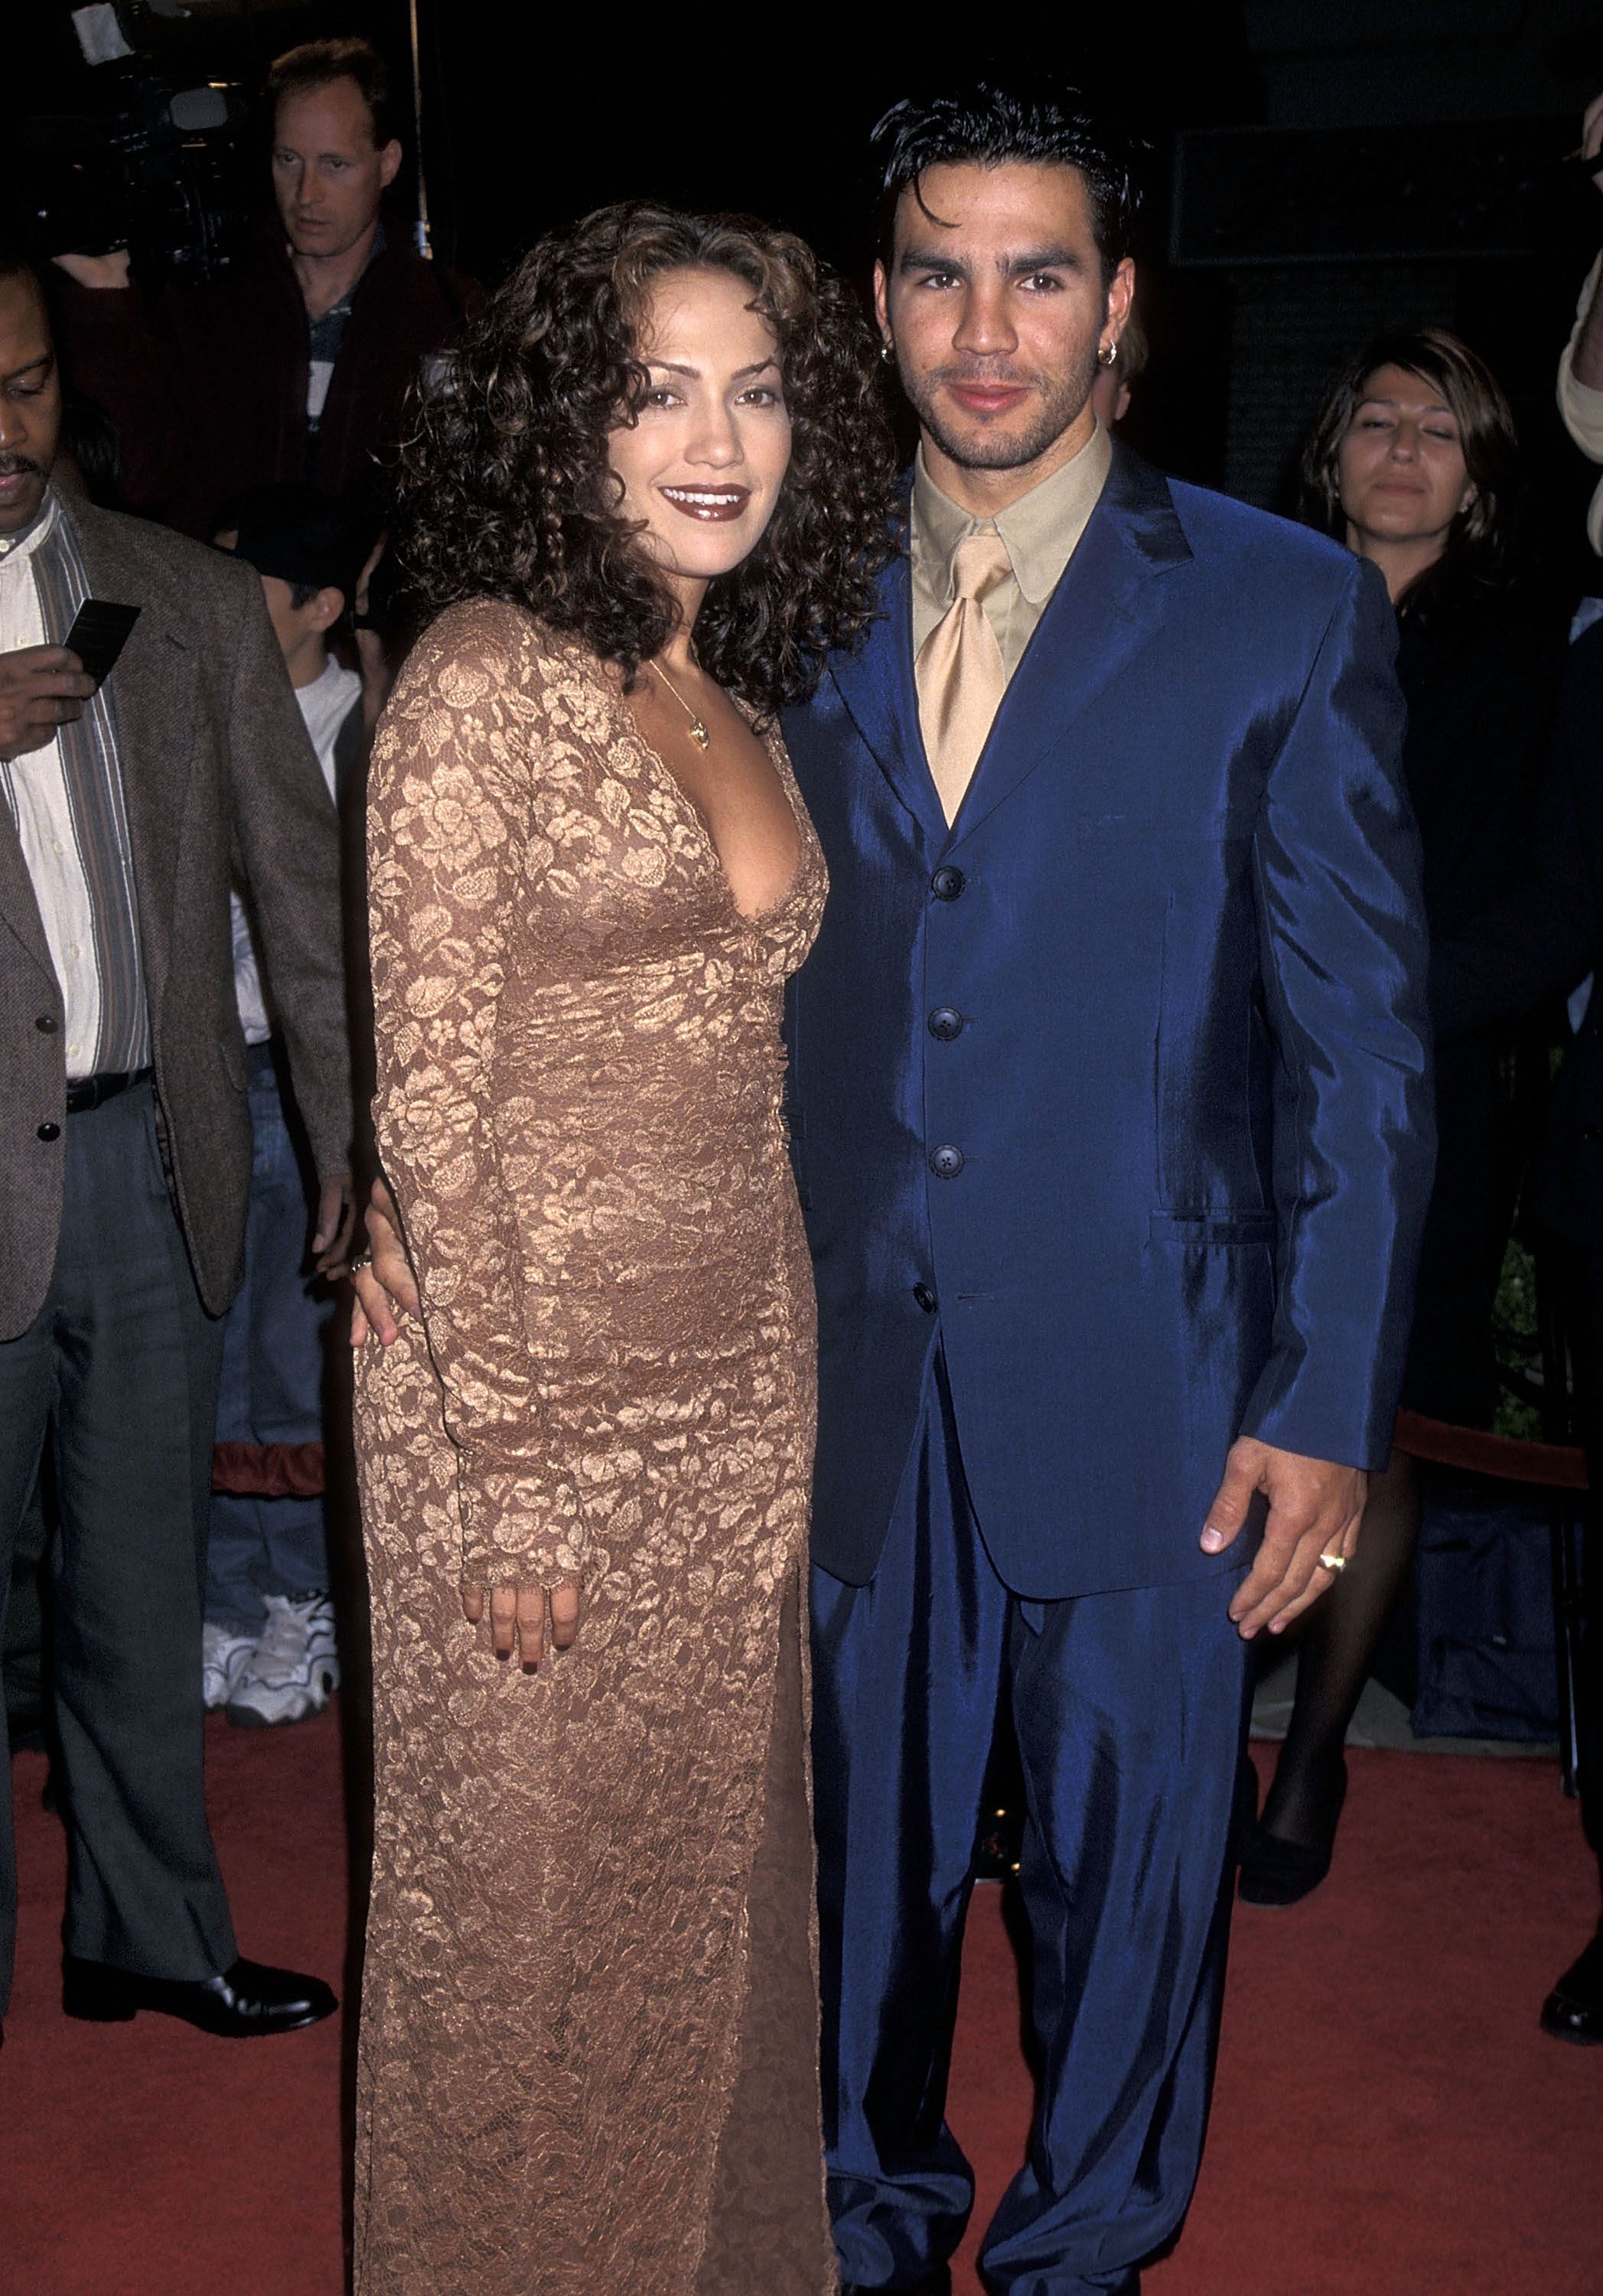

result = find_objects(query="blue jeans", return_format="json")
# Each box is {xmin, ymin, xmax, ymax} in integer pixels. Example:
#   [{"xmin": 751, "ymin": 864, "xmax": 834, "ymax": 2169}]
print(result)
[{"xmin": 206, "ymin": 1043, "xmax": 333, "ymax": 1632}]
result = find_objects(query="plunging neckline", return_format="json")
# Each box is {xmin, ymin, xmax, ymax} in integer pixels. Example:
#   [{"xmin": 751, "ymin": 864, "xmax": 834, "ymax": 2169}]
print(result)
[{"xmin": 619, "ymin": 685, "xmax": 808, "ymax": 927}]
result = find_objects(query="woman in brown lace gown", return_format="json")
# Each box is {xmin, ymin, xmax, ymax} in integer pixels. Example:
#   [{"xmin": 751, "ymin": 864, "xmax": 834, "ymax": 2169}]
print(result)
[{"xmin": 349, "ymin": 207, "xmax": 893, "ymax": 2294}]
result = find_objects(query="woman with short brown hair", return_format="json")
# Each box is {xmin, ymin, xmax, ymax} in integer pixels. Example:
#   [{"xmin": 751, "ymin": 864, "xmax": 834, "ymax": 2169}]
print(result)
[{"xmin": 1240, "ymin": 326, "xmax": 1566, "ymax": 1908}]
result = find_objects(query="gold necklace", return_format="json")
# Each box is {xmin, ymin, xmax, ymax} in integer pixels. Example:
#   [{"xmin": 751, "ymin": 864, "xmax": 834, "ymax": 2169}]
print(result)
[{"xmin": 648, "ymin": 658, "xmax": 711, "ymax": 751}]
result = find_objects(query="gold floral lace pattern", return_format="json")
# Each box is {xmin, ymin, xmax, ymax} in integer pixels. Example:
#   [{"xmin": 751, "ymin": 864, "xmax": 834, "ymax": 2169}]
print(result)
[{"xmin": 351, "ymin": 602, "xmax": 833, "ymax": 2294}]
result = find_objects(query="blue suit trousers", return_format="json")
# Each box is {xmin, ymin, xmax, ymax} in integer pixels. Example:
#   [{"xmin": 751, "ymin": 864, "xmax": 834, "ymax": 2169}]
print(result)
[{"xmin": 811, "ymin": 1349, "xmax": 1253, "ymax": 2294}]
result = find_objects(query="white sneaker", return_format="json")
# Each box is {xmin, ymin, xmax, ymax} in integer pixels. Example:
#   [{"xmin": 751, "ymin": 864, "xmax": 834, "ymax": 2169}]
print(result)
[
  {"xmin": 226, "ymin": 1592, "xmax": 340, "ymax": 1728},
  {"xmin": 203, "ymin": 1623, "xmax": 258, "ymax": 1711}
]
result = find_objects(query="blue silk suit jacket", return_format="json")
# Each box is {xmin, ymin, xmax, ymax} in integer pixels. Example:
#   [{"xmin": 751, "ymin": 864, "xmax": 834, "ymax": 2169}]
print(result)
[{"xmin": 782, "ymin": 447, "xmax": 1435, "ymax": 1599}]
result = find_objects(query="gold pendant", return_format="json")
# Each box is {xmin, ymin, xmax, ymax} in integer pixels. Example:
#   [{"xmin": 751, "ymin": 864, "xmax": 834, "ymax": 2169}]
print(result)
[{"xmin": 689, "ymin": 719, "xmax": 710, "ymax": 751}]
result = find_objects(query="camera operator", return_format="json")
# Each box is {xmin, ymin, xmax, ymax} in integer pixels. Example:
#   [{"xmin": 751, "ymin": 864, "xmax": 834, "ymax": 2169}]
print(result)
[{"xmin": 51, "ymin": 37, "xmax": 477, "ymax": 540}]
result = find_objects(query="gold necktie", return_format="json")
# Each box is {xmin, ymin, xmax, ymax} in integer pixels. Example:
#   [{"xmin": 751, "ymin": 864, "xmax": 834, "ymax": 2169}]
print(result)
[{"xmin": 915, "ymin": 529, "xmax": 1012, "ymax": 824}]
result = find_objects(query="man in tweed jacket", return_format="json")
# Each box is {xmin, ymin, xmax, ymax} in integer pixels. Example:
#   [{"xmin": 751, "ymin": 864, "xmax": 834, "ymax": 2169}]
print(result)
[{"xmin": 0, "ymin": 257, "xmax": 351, "ymax": 2040}]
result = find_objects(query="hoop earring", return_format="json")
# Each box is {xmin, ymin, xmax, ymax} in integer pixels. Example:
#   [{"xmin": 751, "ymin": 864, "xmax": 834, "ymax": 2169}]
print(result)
[
  {"xmin": 1098, "ymin": 341, "xmax": 1118, "ymax": 370},
  {"xmin": 881, "ymin": 339, "xmax": 896, "ymax": 364}
]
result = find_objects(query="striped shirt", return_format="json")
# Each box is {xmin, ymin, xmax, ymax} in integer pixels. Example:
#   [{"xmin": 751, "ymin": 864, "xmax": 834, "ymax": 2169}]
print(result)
[{"xmin": 0, "ymin": 491, "xmax": 149, "ymax": 1078}]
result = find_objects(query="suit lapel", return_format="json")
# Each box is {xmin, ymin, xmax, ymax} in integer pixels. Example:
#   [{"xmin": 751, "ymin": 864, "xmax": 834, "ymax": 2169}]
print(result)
[
  {"xmin": 948, "ymin": 447, "xmax": 1194, "ymax": 850},
  {"xmin": 825, "ymin": 551, "xmax": 950, "ymax": 849},
  {"xmin": 70, "ymin": 502, "xmax": 200, "ymax": 1009}
]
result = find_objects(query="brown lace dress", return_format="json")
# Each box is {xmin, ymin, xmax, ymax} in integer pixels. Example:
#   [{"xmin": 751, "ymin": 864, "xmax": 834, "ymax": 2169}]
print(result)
[{"xmin": 351, "ymin": 600, "xmax": 832, "ymax": 2295}]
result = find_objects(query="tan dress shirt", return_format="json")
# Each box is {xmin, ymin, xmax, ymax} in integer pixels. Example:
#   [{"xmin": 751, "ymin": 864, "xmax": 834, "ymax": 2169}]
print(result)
[{"xmin": 911, "ymin": 420, "xmax": 1113, "ymax": 681}]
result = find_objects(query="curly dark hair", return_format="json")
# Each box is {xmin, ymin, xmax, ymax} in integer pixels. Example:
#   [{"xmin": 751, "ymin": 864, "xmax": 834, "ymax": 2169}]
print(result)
[{"xmin": 395, "ymin": 203, "xmax": 898, "ymax": 713}]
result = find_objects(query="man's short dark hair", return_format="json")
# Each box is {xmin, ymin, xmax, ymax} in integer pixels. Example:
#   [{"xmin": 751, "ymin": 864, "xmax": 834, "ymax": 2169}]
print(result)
[
  {"xmin": 872, "ymin": 86, "xmax": 1143, "ymax": 285},
  {"xmin": 266, "ymin": 37, "xmax": 399, "ymax": 148},
  {"xmin": 215, "ymin": 481, "xmax": 380, "ymax": 610}
]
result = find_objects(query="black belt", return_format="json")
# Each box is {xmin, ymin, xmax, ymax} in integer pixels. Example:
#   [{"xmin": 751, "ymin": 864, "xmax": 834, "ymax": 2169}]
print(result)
[{"xmin": 64, "ymin": 1065, "xmax": 152, "ymax": 1115}]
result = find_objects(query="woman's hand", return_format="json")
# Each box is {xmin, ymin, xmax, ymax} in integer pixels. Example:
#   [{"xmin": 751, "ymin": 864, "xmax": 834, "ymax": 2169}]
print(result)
[{"xmin": 461, "ymin": 1579, "xmax": 582, "ymax": 1671}]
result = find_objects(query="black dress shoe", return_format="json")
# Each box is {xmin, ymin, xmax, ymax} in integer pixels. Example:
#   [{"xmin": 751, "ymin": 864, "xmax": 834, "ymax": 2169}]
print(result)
[
  {"xmin": 62, "ymin": 1954, "xmax": 337, "ymax": 2037},
  {"xmin": 1540, "ymin": 1932, "xmax": 1603, "ymax": 2045},
  {"xmin": 1238, "ymin": 1757, "xmax": 1347, "ymax": 1907}
]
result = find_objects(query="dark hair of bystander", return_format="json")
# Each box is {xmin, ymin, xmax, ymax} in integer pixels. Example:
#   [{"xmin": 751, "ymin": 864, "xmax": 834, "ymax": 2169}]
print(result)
[
  {"xmin": 1299, "ymin": 325, "xmax": 1519, "ymax": 609},
  {"xmin": 266, "ymin": 37, "xmax": 399, "ymax": 149}
]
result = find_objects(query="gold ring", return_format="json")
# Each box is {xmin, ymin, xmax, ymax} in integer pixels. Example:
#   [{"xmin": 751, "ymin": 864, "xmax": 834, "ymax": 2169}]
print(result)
[{"xmin": 1318, "ymin": 1551, "xmax": 1347, "ymax": 1573}]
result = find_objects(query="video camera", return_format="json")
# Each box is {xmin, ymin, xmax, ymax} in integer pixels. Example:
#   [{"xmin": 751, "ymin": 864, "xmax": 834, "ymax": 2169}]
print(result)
[{"xmin": 21, "ymin": 4, "xmax": 253, "ymax": 287}]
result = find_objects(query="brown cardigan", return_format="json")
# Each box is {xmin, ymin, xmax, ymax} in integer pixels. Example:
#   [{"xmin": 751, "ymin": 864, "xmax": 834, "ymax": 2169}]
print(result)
[{"xmin": 0, "ymin": 496, "xmax": 352, "ymax": 1338}]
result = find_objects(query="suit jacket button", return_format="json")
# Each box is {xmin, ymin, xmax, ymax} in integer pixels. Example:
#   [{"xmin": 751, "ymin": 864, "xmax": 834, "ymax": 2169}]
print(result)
[
  {"xmin": 930, "ymin": 866, "xmax": 966, "ymax": 901},
  {"xmin": 35, "ymin": 1015, "xmax": 59, "ymax": 1033},
  {"xmin": 930, "ymin": 1144, "xmax": 965, "ymax": 1178},
  {"xmin": 913, "ymin": 1281, "xmax": 938, "ymax": 1313},
  {"xmin": 37, "ymin": 1121, "xmax": 61, "ymax": 1142},
  {"xmin": 928, "ymin": 1006, "xmax": 965, "ymax": 1041}
]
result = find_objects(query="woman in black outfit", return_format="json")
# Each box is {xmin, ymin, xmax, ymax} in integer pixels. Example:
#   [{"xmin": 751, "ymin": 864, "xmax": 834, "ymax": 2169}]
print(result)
[{"xmin": 1240, "ymin": 327, "xmax": 1569, "ymax": 1904}]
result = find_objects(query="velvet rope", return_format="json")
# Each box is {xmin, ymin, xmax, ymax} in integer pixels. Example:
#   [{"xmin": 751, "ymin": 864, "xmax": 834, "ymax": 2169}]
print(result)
[
  {"xmin": 1392, "ymin": 1408, "xmax": 1588, "ymax": 1492},
  {"xmin": 210, "ymin": 1418, "xmax": 1587, "ymax": 1503},
  {"xmin": 211, "ymin": 1440, "xmax": 326, "ymax": 1499}
]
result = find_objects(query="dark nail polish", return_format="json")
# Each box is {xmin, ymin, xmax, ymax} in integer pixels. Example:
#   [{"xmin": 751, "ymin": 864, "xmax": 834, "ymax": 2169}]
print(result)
[{"xmin": 522, "ymin": 1662, "xmax": 538, "ymax": 1675}]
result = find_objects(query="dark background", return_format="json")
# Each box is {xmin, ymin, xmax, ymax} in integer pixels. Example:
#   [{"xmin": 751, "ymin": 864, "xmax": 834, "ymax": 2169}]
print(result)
[{"xmin": 11, "ymin": 0, "xmax": 1603, "ymax": 590}]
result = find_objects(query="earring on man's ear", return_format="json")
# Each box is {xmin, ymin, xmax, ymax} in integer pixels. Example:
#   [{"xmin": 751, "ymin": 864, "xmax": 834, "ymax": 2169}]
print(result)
[
  {"xmin": 881, "ymin": 339, "xmax": 896, "ymax": 364},
  {"xmin": 1098, "ymin": 341, "xmax": 1118, "ymax": 369}
]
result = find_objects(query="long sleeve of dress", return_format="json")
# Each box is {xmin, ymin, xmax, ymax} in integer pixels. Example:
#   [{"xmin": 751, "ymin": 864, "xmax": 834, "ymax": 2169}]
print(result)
[{"xmin": 366, "ymin": 602, "xmax": 584, "ymax": 1589}]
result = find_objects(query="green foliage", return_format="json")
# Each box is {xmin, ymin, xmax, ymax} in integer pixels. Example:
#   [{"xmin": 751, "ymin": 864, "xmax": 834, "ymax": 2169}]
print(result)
[{"xmin": 1492, "ymin": 1234, "xmax": 1546, "ymax": 1443}]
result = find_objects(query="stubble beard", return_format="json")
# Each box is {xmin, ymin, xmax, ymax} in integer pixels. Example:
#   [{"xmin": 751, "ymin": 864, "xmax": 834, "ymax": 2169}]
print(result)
[{"xmin": 900, "ymin": 336, "xmax": 1103, "ymax": 475}]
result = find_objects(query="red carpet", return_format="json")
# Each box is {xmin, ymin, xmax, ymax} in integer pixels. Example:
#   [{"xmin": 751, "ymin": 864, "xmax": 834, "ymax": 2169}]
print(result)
[{"xmin": 6, "ymin": 1723, "xmax": 1599, "ymax": 2295}]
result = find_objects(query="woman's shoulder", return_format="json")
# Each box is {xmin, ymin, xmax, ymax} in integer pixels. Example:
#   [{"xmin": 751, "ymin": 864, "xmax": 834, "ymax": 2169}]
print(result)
[{"xmin": 399, "ymin": 598, "xmax": 608, "ymax": 701}]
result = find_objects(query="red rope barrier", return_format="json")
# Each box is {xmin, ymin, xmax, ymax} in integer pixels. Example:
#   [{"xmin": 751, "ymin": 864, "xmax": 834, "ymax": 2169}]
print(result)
[
  {"xmin": 210, "ymin": 1420, "xmax": 1587, "ymax": 1501},
  {"xmin": 211, "ymin": 1440, "xmax": 326, "ymax": 1499},
  {"xmin": 1393, "ymin": 1408, "xmax": 1588, "ymax": 1492}
]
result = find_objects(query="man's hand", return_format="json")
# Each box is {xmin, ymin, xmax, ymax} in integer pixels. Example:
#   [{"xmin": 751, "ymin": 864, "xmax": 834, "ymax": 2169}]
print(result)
[
  {"xmin": 0, "ymin": 646, "xmax": 95, "ymax": 763},
  {"xmin": 461, "ymin": 1579, "xmax": 582, "ymax": 1670},
  {"xmin": 311, "ymin": 1172, "xmax": 356, "ymax": 1275},
  {"xmin": 1200, "ymin": 1437, "xmax": 1365, "ymax": 1639},
  {"xmin": 51, "ymin": 251, "xmax": 133, "ymax": 291},
  {"xmin": 349, "ymin": 1174, "xmax": 419, "ymax": 1345}
]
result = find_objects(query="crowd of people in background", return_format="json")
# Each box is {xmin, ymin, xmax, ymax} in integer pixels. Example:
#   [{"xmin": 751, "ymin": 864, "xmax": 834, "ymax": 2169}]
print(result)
[{"xmin": 2, "ymin": 34, "xmax": 1602, "ymax": 2296}]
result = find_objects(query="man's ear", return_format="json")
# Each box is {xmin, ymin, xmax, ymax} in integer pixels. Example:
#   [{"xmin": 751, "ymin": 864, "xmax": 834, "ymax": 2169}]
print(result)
[
  {"xmin": 378, "ymin": 139, "xmax": 402, "ymax": 193},
  {"xmin": 311, "ymin": 584, "xmax": 346, "ymax": 632},
  {"xmin": 872, "ymin": 260, "xmax": 891, "ymax": 347},
  {"xmin": 1102, "ymin": 257, "xmax": 1136, "ymax": 356}
]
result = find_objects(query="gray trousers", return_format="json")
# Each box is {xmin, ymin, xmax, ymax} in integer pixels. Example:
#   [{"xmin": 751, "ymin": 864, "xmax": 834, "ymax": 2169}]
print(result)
[{"xmin": 0, "ymin": 1078, "xmax": 236, "ymax": 2018}]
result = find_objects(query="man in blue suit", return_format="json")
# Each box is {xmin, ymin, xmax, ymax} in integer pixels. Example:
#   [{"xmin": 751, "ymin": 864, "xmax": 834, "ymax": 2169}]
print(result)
[{"xmin": 785, "ymin": 89, "xmax": 1434, "ymax": 2295}]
